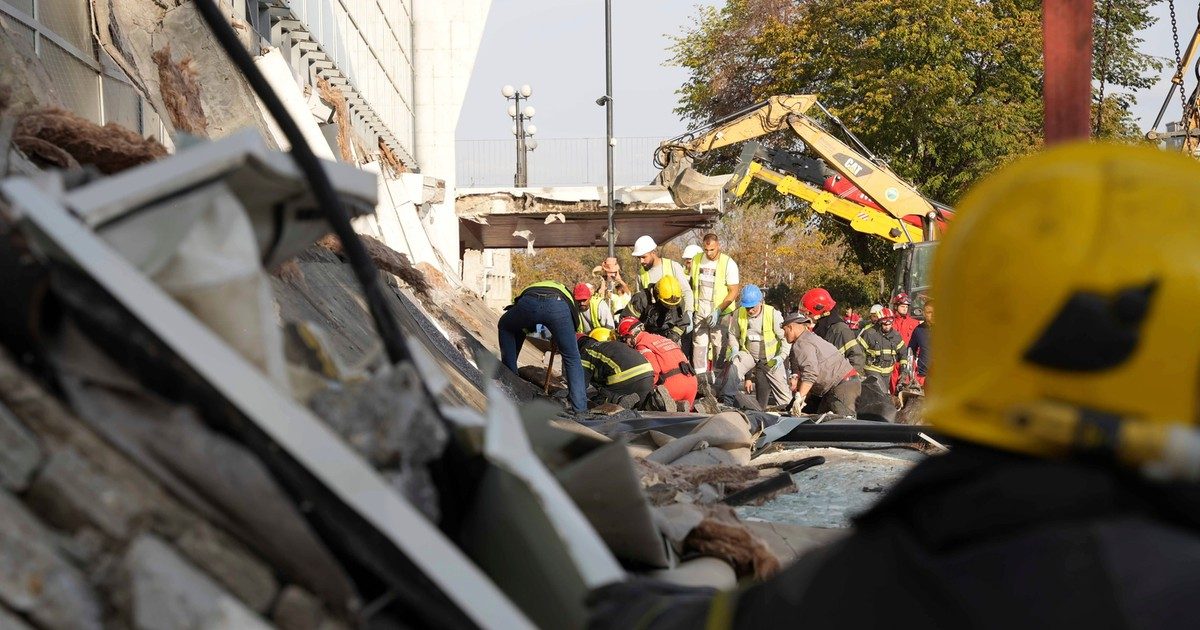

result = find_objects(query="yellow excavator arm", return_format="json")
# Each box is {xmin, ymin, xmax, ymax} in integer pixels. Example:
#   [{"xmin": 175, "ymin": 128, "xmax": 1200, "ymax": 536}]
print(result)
[
  {"xmin": 656, "ymin": 95, "xmax": 938, "ymax": 223},
  {"xmin": 735, "ymin": 161, "xmax": 927, "ymax": 244}
]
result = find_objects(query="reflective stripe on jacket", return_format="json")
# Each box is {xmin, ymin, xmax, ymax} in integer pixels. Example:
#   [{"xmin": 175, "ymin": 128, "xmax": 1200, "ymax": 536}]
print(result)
[
  {"xmin": 734, "ymin": 305, "xmax": 780, "ymax": 358},
  {"xmin": 689, "ymin": 252, "xmax": 735, "ymax": 314},
  {"xmin": 580, "ymin": 339, "xmax": 654, "ymax": 385},
  {"xmin": 857, "ymin": 327, "xmax": 908, "ymax": 374}
]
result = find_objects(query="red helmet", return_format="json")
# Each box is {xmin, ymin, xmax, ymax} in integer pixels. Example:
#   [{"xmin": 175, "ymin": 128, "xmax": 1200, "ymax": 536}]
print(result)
[
  {"xmin": 573, "ymin": 283, "xmax": 592, "ymax": 301},
  {"xmin": 800, "ymin": 288, "xmax": 836, "ymax": 315},
  {"xmin": 617, "ymin": 316, "xmax": 643, "ymax": 338},
  {"xmin": 892, "ymin": 292, "xmax": 910, "ymax": 306},
  {"xmin": 844, "ymin": 312, "xmax": 862, "ymax": 328},
  {"xmin": 878, "ymin": 307, "xmax": 896, "ymax": 321}
]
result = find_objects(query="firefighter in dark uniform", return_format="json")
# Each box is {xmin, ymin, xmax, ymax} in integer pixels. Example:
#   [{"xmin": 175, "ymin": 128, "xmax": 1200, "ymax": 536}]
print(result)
[
  {"xmin": 625, "ymin": 275, "xmax": 688, "ymax": 343},
  {"xmin": 577, "ymin": 328, "xmax": 655, "ymax": 408},
  {"xmin": 589, "ymin": 143, "xmax": 1200, "ymax": 630},
  {"xmin": 855, "ymin": 307, "xmax": 907, "ymax": 421}
]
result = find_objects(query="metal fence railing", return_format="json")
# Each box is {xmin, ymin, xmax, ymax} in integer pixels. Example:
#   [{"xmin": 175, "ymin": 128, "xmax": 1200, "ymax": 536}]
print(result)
[{"xmin": 455, "ymin": 137, "xmax": 664, "ymax": 188}]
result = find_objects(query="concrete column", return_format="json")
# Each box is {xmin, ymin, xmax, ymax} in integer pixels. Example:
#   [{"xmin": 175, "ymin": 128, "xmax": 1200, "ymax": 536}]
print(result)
[{"xmin": 413, "ymin": 0, "xmax": 492, "ymax": 277}]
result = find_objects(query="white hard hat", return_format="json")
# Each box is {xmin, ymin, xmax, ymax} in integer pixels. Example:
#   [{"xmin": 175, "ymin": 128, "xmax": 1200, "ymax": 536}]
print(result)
[
  {"xmin": 631, "ymin": 235, "xmax": 657, "ymax": 257},
  {"xmin": 869, "ymin": 304, "xmax": 885, "ymax": 316},
  {"xmin": 682, "ymin": 244, "xmax": 703, "ymax": 260}
]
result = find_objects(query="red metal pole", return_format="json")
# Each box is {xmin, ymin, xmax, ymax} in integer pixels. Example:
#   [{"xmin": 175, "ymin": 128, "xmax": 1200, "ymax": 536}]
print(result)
[{"xmin": 1043, "ymin": 0, "xmax": 1093, "ymax": 144}]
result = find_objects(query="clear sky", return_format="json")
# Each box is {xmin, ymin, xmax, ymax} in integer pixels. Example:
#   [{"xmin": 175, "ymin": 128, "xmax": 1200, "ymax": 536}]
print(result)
[{"xmin": 457, "ymin": 1, "xmax": 1197, "ymax": 142}]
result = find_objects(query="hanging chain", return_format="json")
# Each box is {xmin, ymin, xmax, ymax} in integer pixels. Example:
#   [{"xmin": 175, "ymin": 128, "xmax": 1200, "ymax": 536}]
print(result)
[
  {"xmin": 1094, "ymin": 0, "xmax": 1115, "ymax": 135},
  {"xmin": 1170, "ymin": 0, "xmax": 1189, "ymax": 128}
]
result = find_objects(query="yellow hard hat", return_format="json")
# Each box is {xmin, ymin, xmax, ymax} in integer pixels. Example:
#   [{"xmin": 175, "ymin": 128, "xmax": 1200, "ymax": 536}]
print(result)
[
  {"xmin": 655, "ymin": 274, "xmax": 683, "ymax": 306},
  {"xmin": 926, "ymin": 142, "xmax": 1200, "ymax": 479},
  {"xmin": 589, "ymin": 327, "xmax": 613, "ymax": 342}
]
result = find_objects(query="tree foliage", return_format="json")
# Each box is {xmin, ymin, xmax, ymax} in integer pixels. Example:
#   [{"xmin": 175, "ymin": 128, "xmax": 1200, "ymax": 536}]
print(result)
[{"xmin": 670, "ymin": 0, "xmax": 1162, "ymax": 272}]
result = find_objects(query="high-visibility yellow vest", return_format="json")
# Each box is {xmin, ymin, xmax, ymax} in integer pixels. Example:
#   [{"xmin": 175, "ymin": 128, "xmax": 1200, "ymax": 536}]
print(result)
[
  {"xmin": 588, "ymin": 295, "xmax": 605, "ymax": 328},
  {"xmin": 516, "ymin": 281, "xmax": 582, "ymax": 332},
  {"xmin": 690, "ymin": 253, "xmax": 735, "ymax": 314},
  {"xmin": 735, "ymin": 305, "xmax": 779, "ymax": 358},
  {"xmin": 638, "ymin": 258, "xmax": 678, "ymax": 290}
]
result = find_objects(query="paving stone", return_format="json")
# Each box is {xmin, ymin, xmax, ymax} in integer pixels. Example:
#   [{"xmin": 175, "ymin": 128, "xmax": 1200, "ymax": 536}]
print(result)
[
  {"xmin": 121, "ymin": 534, "xmax": 273, "ymax": 630},
  {"xmin": 0, "ymin": 402, "xmax": 42, "ymax": 491},
  {"xmin": 0, "ymin": 490, "xmax": 102, "ymax": 630},
  {"xmin": 175, "ymin": 522, "xmax": 278, "ymax": 613}
]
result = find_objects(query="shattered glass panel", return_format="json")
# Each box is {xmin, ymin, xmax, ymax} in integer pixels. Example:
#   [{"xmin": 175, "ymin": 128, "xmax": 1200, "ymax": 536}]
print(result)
[
  {"xmin": 102, "ymin": 76, "xmax": 141, "ymax": 133},
  {"xmin": 37, "ymin": 0, "xmax": 94, "ymax": 58},
  {"xmin": 0, "ymin": 0, "xmax": 34, "ymax": 17},
  {"xmin": 41, "ymin": 41, "xmax": 101, "ymax": 123}
]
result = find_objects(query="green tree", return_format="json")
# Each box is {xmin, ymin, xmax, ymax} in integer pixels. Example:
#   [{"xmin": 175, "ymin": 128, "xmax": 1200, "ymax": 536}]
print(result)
[{"xmin": 671, "ymin": 0, "xmax": 1162, "ymax": 271}]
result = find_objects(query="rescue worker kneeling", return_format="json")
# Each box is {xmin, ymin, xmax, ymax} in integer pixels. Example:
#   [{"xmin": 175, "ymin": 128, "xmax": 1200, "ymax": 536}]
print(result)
[
  {"xmin": 723, "ymin": 285, "xmax": 790, "ymax": 408},
  {"xmin": 617, "ymin": 316, "xmax": 698, "ymax": 411},
  {"xmin": 588, "ymin": 143, "xmax": 1200, "ymax": 629},
  {"xmin": 577, "ymin": 328, "xmax": 655, "ymax": 409}
]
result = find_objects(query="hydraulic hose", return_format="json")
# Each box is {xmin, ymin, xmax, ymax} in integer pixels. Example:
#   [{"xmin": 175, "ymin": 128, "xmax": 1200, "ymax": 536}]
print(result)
[{"xmin": 193, "ymin": 0, "xmax": 408, "ymax": 365}]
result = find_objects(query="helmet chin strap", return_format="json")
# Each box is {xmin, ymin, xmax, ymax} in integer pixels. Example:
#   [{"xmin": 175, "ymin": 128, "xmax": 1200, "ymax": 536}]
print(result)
[{"xmin": 1008, "ymin": 400, "xmax": 1200, "ymax": 481}]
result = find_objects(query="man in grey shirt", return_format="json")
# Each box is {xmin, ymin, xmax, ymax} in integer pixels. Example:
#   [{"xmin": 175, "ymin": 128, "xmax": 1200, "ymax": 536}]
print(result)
[{"xmin": 782, "ymin": 311, "xmax": 861, "ymax": 416}]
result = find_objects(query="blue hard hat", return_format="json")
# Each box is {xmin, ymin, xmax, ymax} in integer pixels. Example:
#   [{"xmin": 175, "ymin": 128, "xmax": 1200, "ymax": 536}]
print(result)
[{"xmin": 740, "ymin": 284, "xmax": 763, "ymax": 308}]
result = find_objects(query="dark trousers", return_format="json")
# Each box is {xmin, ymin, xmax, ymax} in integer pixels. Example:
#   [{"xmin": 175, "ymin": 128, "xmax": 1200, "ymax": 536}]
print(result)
[
  {"xmin": 498, "ymin": 294, "xmax": 588, "ymax": 412},
  {"xmin": 811, "ymin": 377, "xmax": 861, "ymax": 416},
  {"xmin": 598, "ymin": 374, "xmax": 655, "ymax": 407}
]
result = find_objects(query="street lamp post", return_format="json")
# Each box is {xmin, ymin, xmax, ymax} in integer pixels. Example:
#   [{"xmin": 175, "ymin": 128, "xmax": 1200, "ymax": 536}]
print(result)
[
  {"xmin": 600, "ymin": 0, "xmax": 615, "ymax": 257},
  {"xmin": 502, "ymin": 84, "xmax": 538, "ymax": 187}
]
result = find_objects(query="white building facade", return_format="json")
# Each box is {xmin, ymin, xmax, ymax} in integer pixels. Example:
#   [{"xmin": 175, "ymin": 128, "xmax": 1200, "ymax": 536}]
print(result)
[{"xmin": 0, "ymin": 0, "xmax": 490, "ymax": 283}]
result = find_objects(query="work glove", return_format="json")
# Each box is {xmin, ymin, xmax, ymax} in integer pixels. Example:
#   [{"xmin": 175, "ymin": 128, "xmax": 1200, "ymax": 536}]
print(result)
[
  {"xmin": 706, "ymin": 311, "xmax": 720, "ymax": 329},
  {"xmin": 685, "ymin": 319, "xmax": 694, "ymax": 333},
  {"xmin": 790, "ymin": 397, "xmax": 805, "ymax": 416}
]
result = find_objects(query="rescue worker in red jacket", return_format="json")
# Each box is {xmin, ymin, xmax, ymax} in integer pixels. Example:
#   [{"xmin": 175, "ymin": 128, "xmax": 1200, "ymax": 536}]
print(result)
[
  {"xmin": 617, "ymin": 316, "xmax": 698, "ymax": 411},
  {"xmin": 890, "ymin": 292, "xmax": 920, "ymax": 343},
  {"xmin": 889, "ymin": 292, "xmax": 920, "ymax": 392}
]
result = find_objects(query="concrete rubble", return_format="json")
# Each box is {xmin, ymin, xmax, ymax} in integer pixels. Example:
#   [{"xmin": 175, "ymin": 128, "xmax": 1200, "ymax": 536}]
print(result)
[{"xmin": 0, "ymin": 5, "xmax": 932, "ymax": 629}]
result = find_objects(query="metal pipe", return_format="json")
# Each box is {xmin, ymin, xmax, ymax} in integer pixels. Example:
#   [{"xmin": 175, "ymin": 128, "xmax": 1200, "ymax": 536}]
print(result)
[{"xmin": 604, "ymin": 0, "xmax": 615, "ymax": 257}]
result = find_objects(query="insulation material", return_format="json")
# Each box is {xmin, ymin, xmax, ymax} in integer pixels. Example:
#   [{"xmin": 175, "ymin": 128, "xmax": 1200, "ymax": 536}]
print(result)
[
  {"xmin": 684, "ymin": 509, "xmax": 782, "ymax": 580},
  {"xmin": 151, "ymin": 43, "xmax": 209, "ymax": 136},
  {"xmin": 255, "ymin": 48, "xmax": 335, "ymax": 161},
  {"xmin": 90, "ymin": 0, "xmax": 276, "ymax": 145},
  {"xmin": 316, "ymin": 78, "xmax": 352, "ymax": 163},
  {"xmin": 12, "ymin": 107, "xmax": 167, "ymax": 174}
]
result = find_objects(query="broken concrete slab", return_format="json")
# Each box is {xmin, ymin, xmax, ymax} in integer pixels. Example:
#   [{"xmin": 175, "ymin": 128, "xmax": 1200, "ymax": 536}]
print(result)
[
  {"xmin": 741, "ymin": 521, "xmax": 847, "ymax": 566},
  {"xmin": 0, "ymin": 401, "xmax": 41, "ymax": 491},
  {"xmin": 119, "ymin": 534, "xmax": 273, "ymax": 630},
  {"xmin": 24, "ymin": 447, "xmax": 142, "ymax": 541},
  {"xmin": 0, "ymin": 489, "xmax": 103, "ymax": 630},
  {"xmin": 175, "ymin": 523, "xmax": 279, "ymax": 614}
]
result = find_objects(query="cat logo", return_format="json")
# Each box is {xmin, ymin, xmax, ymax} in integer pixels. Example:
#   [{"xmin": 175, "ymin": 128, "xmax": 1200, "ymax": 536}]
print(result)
[{"xmin": 834, "ymin": 153, "xmax": 874, "ymax": 177}]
